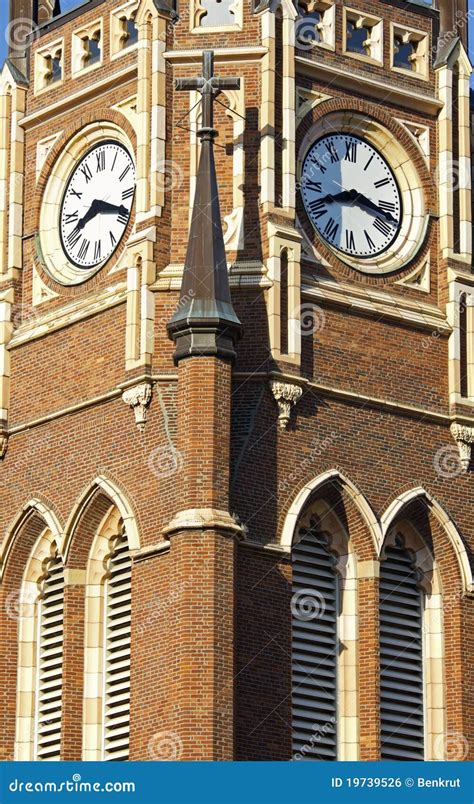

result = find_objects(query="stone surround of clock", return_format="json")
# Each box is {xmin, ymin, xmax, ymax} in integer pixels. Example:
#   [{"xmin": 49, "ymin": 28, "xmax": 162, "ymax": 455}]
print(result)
[
  {"xmin": 39, "ymin": 122, "xmax": 136, "ymax": 286},
  {"xmin": 297, "ymin": 109, "xmax": 430, "ymax": 276}
]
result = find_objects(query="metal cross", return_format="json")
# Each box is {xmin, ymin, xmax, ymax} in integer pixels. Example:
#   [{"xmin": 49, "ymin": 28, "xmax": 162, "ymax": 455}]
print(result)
[{"xmin": 176, "ymin": 50, "xmax": 240, "ymax": 135}]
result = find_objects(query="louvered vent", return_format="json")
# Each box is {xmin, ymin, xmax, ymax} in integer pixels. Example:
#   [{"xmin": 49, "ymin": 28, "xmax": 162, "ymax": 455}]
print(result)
[
  {"xmin": 292, "ymin": 524, "xmax": 338, "ymax": 760},
  {"xmin": 104, "ymin": 532, "xmax": 131, "ymax": 761},
  {"xmin": 380, "ymin": 544, "xmax": 424, "ymax": 760},
  {"xmin": 36, "ymin": 554, "xmax": 64, "ymax": 761}
]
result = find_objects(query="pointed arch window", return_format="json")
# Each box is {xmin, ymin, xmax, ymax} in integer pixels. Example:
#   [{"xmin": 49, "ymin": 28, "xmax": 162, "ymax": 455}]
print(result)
[
  {"xmin": 380, "ymin": 540, "xmax": 424, "ymax": 760},
  {"xmin": 291, "ymin": 505, "xmax": 358, "ymax": 761},
  {"xmin": 83, "ymin": 509, "xmax": 132, "ymax": 761},
  {"xmin": 103, "ymin": 531, "xmax": 132, "ymax": 761},
  {"xmin": 292, "ymin": 523, "xmax": 338, "ymax": 759},
  {"xmin": 35, "ymin": 551, "xmax": 65, "ymax": 761},
  {"xmin": 15, "ymin": 531, "xmax": 65, "ymax": 761}
]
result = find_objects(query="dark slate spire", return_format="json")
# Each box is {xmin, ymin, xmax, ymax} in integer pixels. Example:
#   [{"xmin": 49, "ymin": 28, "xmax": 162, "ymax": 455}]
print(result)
[{"xmin": 167, "ymin": 51, "xmax": 243, "ymax": 363}]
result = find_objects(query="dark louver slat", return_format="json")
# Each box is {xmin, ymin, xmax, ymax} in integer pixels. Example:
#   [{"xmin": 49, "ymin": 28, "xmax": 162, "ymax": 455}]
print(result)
[
  {"xmin": 380, "ymin": 544, "xmax": 424, "ymax": 761},
  {"xmin": 104, "ymin": 533, "xmax": 131, "ymax": 761},
  {"xmin": 37, "ymin": 555, "xmax": 64, "ymax": 761},
  {"xmin": 292, "ymin": 526, "xmax": 338, "ymax": 761}
]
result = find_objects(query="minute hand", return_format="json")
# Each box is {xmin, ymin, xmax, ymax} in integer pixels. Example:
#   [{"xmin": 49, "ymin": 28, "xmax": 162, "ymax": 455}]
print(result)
[
  {"xmin": 352, "ymin": 192, "xmax": 397, "ymax": 224},
  {"xmin": 95, "ymin": 201, "xmax": 128, "ymax": 216}
]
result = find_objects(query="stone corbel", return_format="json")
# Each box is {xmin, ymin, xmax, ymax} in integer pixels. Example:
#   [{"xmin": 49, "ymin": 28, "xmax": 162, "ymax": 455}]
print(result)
[
  {"xmin": 270, "ymin": 380, "xmax": 303, "ymax": 430},
  {"xmin": 122, "ymin": 382, "xmax": 153, "ymax": 431},
  {"xmin": 0, "ymin": 434, "xmax": 8, "ymax": 460},
  {"xmin": 450, "ymin": 422, "xmax": 474, "ymax": 472}
]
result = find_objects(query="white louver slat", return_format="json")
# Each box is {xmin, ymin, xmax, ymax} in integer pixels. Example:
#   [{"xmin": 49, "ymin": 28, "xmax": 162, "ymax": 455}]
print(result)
[
  {"xmin": 380, "ymin": 545, "xmax": 425, "ymax": 761},
  {"xmin": 36, "ymin": 555, "xmax": 64, "ymax": 761},
  {"xmin": 104, "ymin": 533, "xmax": 131, "ymax": 761},
  {"xmin": 292, "ymin": 525, "xmax": 338, "ymax": 760}
]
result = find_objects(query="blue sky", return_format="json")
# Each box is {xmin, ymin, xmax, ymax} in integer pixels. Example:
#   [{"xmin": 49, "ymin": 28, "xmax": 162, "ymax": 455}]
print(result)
[{"xmin": 0, "ymin": 3, "xmax": 473, "ymax": 82}]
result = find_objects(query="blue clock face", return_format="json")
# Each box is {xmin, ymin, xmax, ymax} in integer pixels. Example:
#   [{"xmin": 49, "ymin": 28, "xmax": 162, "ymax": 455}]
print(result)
[
  {"xmin": 301, "ymin": 134, "xmax": 402, "ymax": 259},
  {"xmin": 60, "ymin": 141, "xmax": 136, "ymax": 269}
]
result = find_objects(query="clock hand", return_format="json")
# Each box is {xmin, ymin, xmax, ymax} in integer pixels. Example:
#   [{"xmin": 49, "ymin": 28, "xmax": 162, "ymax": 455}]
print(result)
[
  {"xmin": 77, "ymin": 201, "xmax": 128, "ymax": 231},
  {"xmin": 94, "ymin": 201, "xmax": 128, "ymax": 216},
  {"xmin": 351, "ymin": 191, "xmax": 398, "ymax": 224},
  {"xmin": 77, "ymin": 199, "xmax": 102, "ymax": 230}
]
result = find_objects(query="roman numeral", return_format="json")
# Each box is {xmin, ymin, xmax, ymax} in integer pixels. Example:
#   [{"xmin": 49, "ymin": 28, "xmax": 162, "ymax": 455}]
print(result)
[
  {"xmin": 344, "ymin": 141, "xmax": 358, "ymax": 163},
  {"xmin": 70, "ymin": 188, "xmax": 82, "ymax": 200},
  {"xmin": 345, "ymin": 230, "xmax": 355, "ymax": 251},
  {"xmin": 80, "ymin": 163, "xmax": 93, "ymax": 183},
  {"xmin": 119, "ymin": 164, "xmax": 131, "ymax": 182},
  {"xmin": 308, "ymin": 199, "xmax": 327, "ymax": 219},
  {"xmin": 373, "ymin": 217, "xmax": 392, "ymax": 238},
  {"xmin": 374, "ymin": 177, "xmax": 390, "ymax": 189},
  {"xmin": 96, "ymin": 150, "xmax": 105, "ymax": 172},
  {"xmin": 122, "ymin": 187, "xmax": 134, "ymax": 201},
  {"xmin": 379, "ymin": 200, "xmax": 396, "ymax": 214},
  {"xmin": 110, "ymin": 231, "xmax": 117, "ymax": 247},
  {"xmin": 323, "ymin": 217, "xmax": 339, "ymax": 242},
  {"xmin": 67, "ymin": 227, "xmax": 81, "ymax": 248},
  {"xmin": 94, "ymin": 241, "xmax": 101, "ymax": 261},
  {"xmin": 77, "ymin": 239, "xmax": 90, "ymax": 261},
  {"xmin": 310, "ymin": 155, "xmax": 327, "ymax": 174},
  {"xmin": 117, "ymin": 213, "xmax": 128, "ymax": 226},
  {"xmin": 64, "ymin": 211, "xmax": 78, "ymax": 224},
  {"xmin": 365, "ymin": 230, "xmax": 376, "ymax": 250},
  {"xmin": 304, "ymin": 180, "xmax": 322, "ymax": 193},
  {"xmin": 325, "ymin": 141, "xmax": 339, "ymax": 163},
  {"xmin": 364, "ymin": 154, "xmax": 375, "ymax": 172}
]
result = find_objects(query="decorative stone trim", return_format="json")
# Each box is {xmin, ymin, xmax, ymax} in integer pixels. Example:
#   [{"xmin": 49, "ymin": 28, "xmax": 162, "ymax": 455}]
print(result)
[
  {"xmin": 163, "ymin": 508, "xmax": 243, "ymax": 538},
  {"xmin": 110, "ymin": 0, "xmax": 139, "ymax": 59},
  {"xmin": 270, "ymin": 380, "xmax": 303, "ymax": 429},
  {"xmin": 122, "ymin": 382, "xmax": 153, "ymax": 431},
  {"xmin": 71, "ymin": 18, "xmax": 103, "ymax": 77},
  {"xmin": 343, "ymin": 7, "xmax": 383, "ymax": 66},
  {"xmin": 34, "ymin": 38, "xmax": 64, "ymax": 95},
  {"xmin": 390, "ymin": 22, "xmax": 429, "ymax": 81},
  {"xmin": 450, "ymin": 422, "xmax": 474, "ymax": 472},
  {"xmin": 296, "ymin": 1, "xmax": 335, "ymax": 52}
]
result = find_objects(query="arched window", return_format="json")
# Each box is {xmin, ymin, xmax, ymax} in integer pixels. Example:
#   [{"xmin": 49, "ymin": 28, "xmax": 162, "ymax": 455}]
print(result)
[
  {"xmin": 380, "ymin": 540, "xmax": 424, "ymax": 760},
  {"xmin": 380, "ymin": 528, "xmax": 445, "ymax": 761},
  {"xmin": 15, "ymin": 530, "xmax": 65, "ymax": 761},
  {"xmin": 35, "ymin": 551, "xmax": 65, "ymax": 760},
  {"xmin": 291, "ymin": 503, "xmax": 358, "ymax": 760},
  {"xmin": 103, "ymin": 531, "xmax": 132, "ymax": 761},
  {"xmin": 83, "ymin": 507, "xmax": 131, "ymax": 761}
]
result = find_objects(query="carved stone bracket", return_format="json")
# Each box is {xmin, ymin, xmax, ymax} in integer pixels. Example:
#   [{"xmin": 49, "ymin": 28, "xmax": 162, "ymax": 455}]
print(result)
[
  {"xmin": 0, "ymin": 434, "xmax": 8, "ymax": 460},
  {"xmin": 450, "ymin": 422, "xmax": 474, "ymax": 472},
  {"xmin": 122, "ymin": 383, "xmax": 153, "ymax": 432},
  {"xmin": 270, "ymin": 380, "xmax": 303, "ymax": 430}
]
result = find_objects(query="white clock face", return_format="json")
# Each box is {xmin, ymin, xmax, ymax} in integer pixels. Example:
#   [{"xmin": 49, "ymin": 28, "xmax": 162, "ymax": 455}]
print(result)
[
  {"xmin": 301, "ymin": 134, "xmax": 402, "ymax": 260},
  {"xmin": 60, "ymin": 141, "xmax": 135, "ymax": 269}
]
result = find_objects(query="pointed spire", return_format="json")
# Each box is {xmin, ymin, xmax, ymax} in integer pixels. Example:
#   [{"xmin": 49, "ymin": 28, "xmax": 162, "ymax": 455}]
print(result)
[{"xmin": 167, "ymin": 51, "xmax": 243, "ymax": 363}]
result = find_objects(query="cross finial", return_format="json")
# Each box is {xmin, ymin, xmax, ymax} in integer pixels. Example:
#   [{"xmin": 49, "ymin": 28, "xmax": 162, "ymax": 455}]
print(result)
[{"xmin": 176, "ymin": 50, "xmax": 240, "ymax": 138}]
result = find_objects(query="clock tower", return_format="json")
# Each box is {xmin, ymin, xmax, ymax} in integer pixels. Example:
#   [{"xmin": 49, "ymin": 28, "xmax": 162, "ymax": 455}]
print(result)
[{"xmin": 0, "ymin": 0, "xmax": 472, "ymax": 764}]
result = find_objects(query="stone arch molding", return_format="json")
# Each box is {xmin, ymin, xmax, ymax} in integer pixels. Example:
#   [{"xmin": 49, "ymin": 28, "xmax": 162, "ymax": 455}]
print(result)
[
  {"xmin": 280, "ymin": 474, "xmax": 473, "ymax": 595},
  {"xmin": 63, "ymin": 475, "xmax": 141, "ymax": 563},
  {"xmin": 0, "ymin": 498, "xmax": 64, "ymax": 580},
  {"xmin": 380, "ymin": 487, "xmax": 473, "ymax": 595},
  {"xmin": 280, "ymin": 469, "xmax": 382, "ymax": 555}
]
